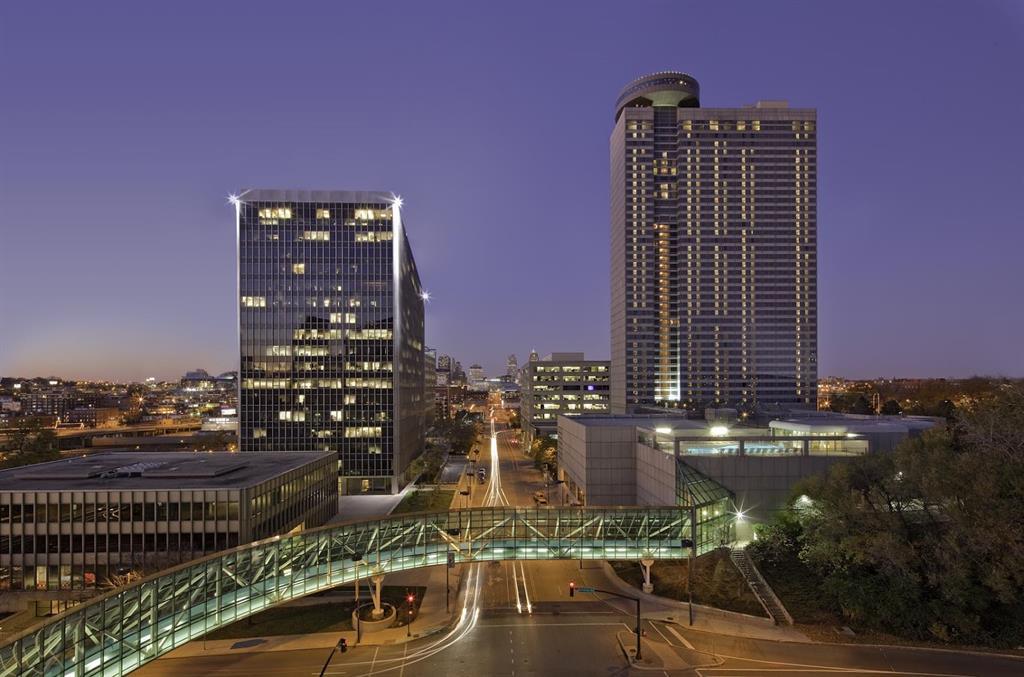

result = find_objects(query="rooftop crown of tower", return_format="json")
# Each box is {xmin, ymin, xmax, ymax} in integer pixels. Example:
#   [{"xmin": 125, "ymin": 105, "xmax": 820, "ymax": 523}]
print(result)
[{"xmin": 614, "ymin": 71, "xmax": 700, "ymax": 121}]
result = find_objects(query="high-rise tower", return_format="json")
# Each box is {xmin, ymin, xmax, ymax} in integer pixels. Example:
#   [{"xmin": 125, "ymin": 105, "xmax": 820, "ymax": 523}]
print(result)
[
  {"xmin": 234, "ymin": 189, "xmax": 425, "ymax": 494},
  {"xmin": 610, "ymin": 73, "xmax": 817, "ymax": 413}
]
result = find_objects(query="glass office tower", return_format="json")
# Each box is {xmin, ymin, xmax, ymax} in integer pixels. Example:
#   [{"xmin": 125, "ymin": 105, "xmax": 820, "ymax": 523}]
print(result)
[
  {"xmin": 610, "ymin": 73, "xmax": 817, "ymax": 414},
  {"xmin": 235, "ymin": 189, "xmax": 425, "ymax": 494}
]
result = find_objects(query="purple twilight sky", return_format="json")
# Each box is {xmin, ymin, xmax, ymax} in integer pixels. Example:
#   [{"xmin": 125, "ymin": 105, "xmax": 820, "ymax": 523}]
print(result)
[{"xmin": 1, "ymin": 0, "xmax": 1022, "ymax": 382}]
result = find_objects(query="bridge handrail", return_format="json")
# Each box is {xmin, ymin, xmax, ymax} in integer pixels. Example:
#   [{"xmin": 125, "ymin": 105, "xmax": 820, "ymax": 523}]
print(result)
[{"xmin": 0, "ymin": 504, "xmax": 693, "ymax": 677}]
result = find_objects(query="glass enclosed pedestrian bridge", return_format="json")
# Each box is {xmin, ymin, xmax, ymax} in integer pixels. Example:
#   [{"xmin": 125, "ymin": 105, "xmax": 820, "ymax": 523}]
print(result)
[{"xmin": 0, "ymin": 505, "xmax": 697, "ymax": 677}]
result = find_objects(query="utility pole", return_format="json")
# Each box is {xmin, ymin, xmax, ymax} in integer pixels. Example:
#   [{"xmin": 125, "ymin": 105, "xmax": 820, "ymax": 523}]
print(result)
[{"xmin": 570, "ymin": 584, "xmax": 643, "ymax": 661}]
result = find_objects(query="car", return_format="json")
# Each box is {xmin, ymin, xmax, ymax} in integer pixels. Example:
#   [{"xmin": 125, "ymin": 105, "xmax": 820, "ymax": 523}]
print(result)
[{"xmin": 534, "ymin": 495, "xmax": 548, "ymax": 505}]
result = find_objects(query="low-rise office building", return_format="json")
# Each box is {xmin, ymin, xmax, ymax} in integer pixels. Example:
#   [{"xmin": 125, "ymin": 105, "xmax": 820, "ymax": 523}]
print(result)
[
  {"xmin": 558, "ymin": 412, "xmax": 939, "ymax": 527},
  {"xmin": 0, "ymin": 451, "xmax": 337, "ymax": 603},
  {"xmin": 520, "ymin": 353, "xmax": 610, "ymax": 447}
]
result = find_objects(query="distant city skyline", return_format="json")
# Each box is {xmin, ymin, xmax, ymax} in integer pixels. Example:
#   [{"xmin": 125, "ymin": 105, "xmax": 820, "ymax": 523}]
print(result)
[{"xmin": 2, "ymin": 1, "xmax": 1023, "ymax": 382}]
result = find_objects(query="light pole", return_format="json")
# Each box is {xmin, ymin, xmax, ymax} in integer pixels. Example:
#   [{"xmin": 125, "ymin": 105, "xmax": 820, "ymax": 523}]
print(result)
[
  {"xmin": 570, "ymin": 584, "xmax": 643, "ymax": 661},
  {"xmin": 354, "ymin": 600, "xmax": 372, "ymax": 645},
  {"xmin": 318, "ymin": 637, "xmax": 348, "ymax": 677},
  {"xmin": 681, "ymin": 536, "xmax": 695, "ymax": 625},
  {"xmin": 444, "ymin": 528, "xmax": 460, "ymax": 613},
  {"xmin": 351, "ymin": 553, "xmax": 363, "ymax": 603}
]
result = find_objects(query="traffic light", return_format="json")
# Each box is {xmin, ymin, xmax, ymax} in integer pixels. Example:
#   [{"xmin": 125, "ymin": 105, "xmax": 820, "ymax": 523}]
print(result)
[
  {"xmin": 338, "ymin": 638, "xmax": 347, "ymax": 653},
  {"xmin": 569, "ymin": 581, "xmax": 575, "ymax": 598}
]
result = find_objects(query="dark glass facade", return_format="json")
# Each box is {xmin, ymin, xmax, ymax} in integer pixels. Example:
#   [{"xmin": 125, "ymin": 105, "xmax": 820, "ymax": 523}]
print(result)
[{"xmin": 236, "ymin": 190, "xmax": 425, "ymax": 494}]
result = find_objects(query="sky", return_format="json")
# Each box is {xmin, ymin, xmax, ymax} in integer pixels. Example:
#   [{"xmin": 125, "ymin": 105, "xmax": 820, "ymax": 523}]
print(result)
[{"xmin": 1, "ymin": 0, "xmax": 1022, "ymax": 382}]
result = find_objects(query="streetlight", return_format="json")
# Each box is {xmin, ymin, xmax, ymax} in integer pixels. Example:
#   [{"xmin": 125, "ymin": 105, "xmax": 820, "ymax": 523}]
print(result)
[
  {"xmin": 444, "ymin": 528, "xmax": 460, "ymax": 613},
  {"xmin": 569, "ymin": 583, "xmax": 643, "ymax": 661},
  {"xmin": 318, "ymin": 637, "xmax": 348, "ymax": 677},
  {"xmin": 681, "ymin": 537, "xmax": 695, "ymax": 625}
]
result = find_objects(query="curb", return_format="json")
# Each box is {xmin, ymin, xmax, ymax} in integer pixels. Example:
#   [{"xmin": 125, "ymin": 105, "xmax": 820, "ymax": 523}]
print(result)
[{"xmin": 599, "ymin": 561, "xmax": 781, "ymax": 628}]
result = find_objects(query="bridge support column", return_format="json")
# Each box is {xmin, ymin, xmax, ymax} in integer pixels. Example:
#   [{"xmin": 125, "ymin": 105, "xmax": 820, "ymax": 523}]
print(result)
[
  {"xmin": 640, "ymin": 559, "xmax": 654, "ymax": 594},
  {"xmin": 370, "ymin": 574, "xmax": 385, "ymax": 619}
]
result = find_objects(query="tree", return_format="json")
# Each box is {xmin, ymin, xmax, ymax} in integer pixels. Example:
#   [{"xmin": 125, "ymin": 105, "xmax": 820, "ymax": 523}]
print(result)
[
  {"xmin": 750, "ymin": 387, "xmax": 1024, "ymax": 646},
  {"xmin": 849, "ymin": 394, "xmax": 875, "ymax": 415},
  {"xmin": 529, "ymin": 435, "xmax": 557, "ymax": 470},
  {"xmin": 2, "ymin": 417, "xmax": 60, "ymax": 468},
  {"xmin": 880, "ymin": 399, "xmax": 903, "ymax": 416}
]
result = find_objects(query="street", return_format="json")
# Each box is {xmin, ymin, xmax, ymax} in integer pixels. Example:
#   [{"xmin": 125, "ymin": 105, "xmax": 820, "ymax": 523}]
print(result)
[{"xmin": 137, "ymin": 402, "xmax": 1024, "ymax": 677}]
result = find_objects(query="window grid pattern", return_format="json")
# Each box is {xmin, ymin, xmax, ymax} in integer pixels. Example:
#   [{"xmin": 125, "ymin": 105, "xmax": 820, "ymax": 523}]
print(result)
[
  {"xmin": 611, "ymin": 105, "xmax": 818, "ymax": 412},
  {"xmin": 238, "ymin": 192, "xmax": 424, "ymax": 494}
]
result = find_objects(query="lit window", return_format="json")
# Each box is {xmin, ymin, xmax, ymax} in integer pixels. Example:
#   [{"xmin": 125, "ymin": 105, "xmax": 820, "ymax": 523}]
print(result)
[
  {"xmin": 316, "ymin": 209, "xmax": 331, "ymax": 219},
  {"xmin": 258, "ymin": 207, "xmax": 292, "ymax": 220},
  {"xmin": 302, "ymin": 231, "xmax": 330, "ymax": 241},
  {"xmin": 344, "ymin": 426, "xmax": 382, "ymax": 438},
  {"xmin": 279, "ymin": 411, "xmax": 306, "ymax": 422},
  {"xmin": 355, "ymin": 231, "xmax": 393, "ymax": 243},
  {"xmin": 292, "ymin": 263, "xmax": 306, "ymax": 274},
  {"xmin": 241, "ymin": 296, "xmax": 266, "ymax": 308}
]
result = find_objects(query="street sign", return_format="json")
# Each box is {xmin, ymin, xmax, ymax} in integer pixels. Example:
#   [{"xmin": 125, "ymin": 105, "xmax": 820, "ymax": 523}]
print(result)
[
  {"xmin": 447, "ymin": 551, "xmax": 456, "ymax": 568},
  {"xmin": 577, "ymin": 586, "xmax": 595, "ymax": 593}
]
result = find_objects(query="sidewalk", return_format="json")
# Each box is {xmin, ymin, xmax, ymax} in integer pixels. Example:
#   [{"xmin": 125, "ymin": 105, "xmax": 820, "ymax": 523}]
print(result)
[{"xmin": 597, "ymin": 561, "xmax": 810, "ymax": 643}]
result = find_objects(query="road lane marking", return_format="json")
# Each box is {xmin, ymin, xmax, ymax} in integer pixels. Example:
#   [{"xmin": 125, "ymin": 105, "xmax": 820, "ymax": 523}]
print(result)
[
  {"xmin": 647, "ymin": 619, "xmax": 676, "ymax": 647},
  {"xmin": 664, "ymin": 623, "xmax": 695, "ymax": 650}
]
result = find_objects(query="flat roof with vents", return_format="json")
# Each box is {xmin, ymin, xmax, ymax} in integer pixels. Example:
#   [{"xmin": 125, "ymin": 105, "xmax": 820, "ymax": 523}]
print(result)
[{"xmin": 0, "ymin": 451, "xmax": 334, "ymax": 491}]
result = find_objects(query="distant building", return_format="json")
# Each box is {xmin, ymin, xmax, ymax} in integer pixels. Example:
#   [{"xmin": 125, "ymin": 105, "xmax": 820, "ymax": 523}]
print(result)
[
  {"xmin": 0, "ymin": 451, "xmax": 337, "ymax": 600},
  {"xmin": 520, "ymin": 353, "xmax": 610, "ymax": 447},
  {"xmin": 434, "ymin": 385, "xmax": 451, "ymax": 421},
  {"xmin": 66, "ymin": 407, "xmax": 121, "ymax": 428},
  {"xmin": 506, "ymin": 354, "xmax": 519, "ymax": 382},
  {"xmin": 235, "ymin": 189, "xmax": 426, "ymax": 494},
  {"xmin": 180, "ymin": 369, "xmax": 235, "ymax": 392},
  {"xmin": 20, "ymin": 390, "xmax": 74, "ymax": 419},
  {"xmin": 437, "ymin": 354, "xmax": 452, "ymax": 373},
  {"xmin": 452, "ymin": 361, "xmax": 466, "ymax": 385},
  {"xmin": 610, "ymin": 72, "xmax": 817, "ymax": 414},
  {"xmin": 468, "ymin": 364, "xmax": 486, "ymax": 389}
]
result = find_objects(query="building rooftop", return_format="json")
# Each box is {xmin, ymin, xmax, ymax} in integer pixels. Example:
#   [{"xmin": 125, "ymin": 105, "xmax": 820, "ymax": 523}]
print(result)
[
  {"xmin": 560, "ymin": 414, "xmax": 696, "ymax": 428},
  {"xmin": 770, "ymin": 413, "xmax": 939, "ymax": 435},
  {"xmin": 615, "ymin": 71, "xmax": 700, "ymax": 120},
  {"xmin": 0, "ymin": 452, "xmax": 333, "ymax": 491},
  {"xmin": 235, "ymin": 189, "xmax": 396, "ymax": 205}
]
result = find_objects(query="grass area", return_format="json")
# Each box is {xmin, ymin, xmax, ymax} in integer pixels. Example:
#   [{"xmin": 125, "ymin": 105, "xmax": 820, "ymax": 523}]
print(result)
[
  {"xmin": 750, "ymin": 550, "xmax": 839, "ymax": 627},
  {"xmin": 205, "ymin": 586, "xmax": 425, "ymax": 640},
  {"xmin": 611, "ymin": 548, "xmax": 767, "ymax": 618},
  {"xmin": 391, "ymin": 488, "xmax": 455, "ymax": 515}
]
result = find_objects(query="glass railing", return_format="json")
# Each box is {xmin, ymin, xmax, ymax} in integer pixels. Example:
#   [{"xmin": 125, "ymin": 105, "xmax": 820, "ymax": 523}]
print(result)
[{"xmin": 0, "ymin": 505, "xmax": 694, "ymax": 677}]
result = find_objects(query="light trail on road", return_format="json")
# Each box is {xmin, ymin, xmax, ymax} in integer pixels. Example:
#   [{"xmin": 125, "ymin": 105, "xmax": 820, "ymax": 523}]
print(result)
[
  {"xmin": 324, "ymin": 413, "xmax": 524, "ymax": 675},
  {"xmin": 483, "ymin": 417, "xmax": 531, "ymax": 614}
]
